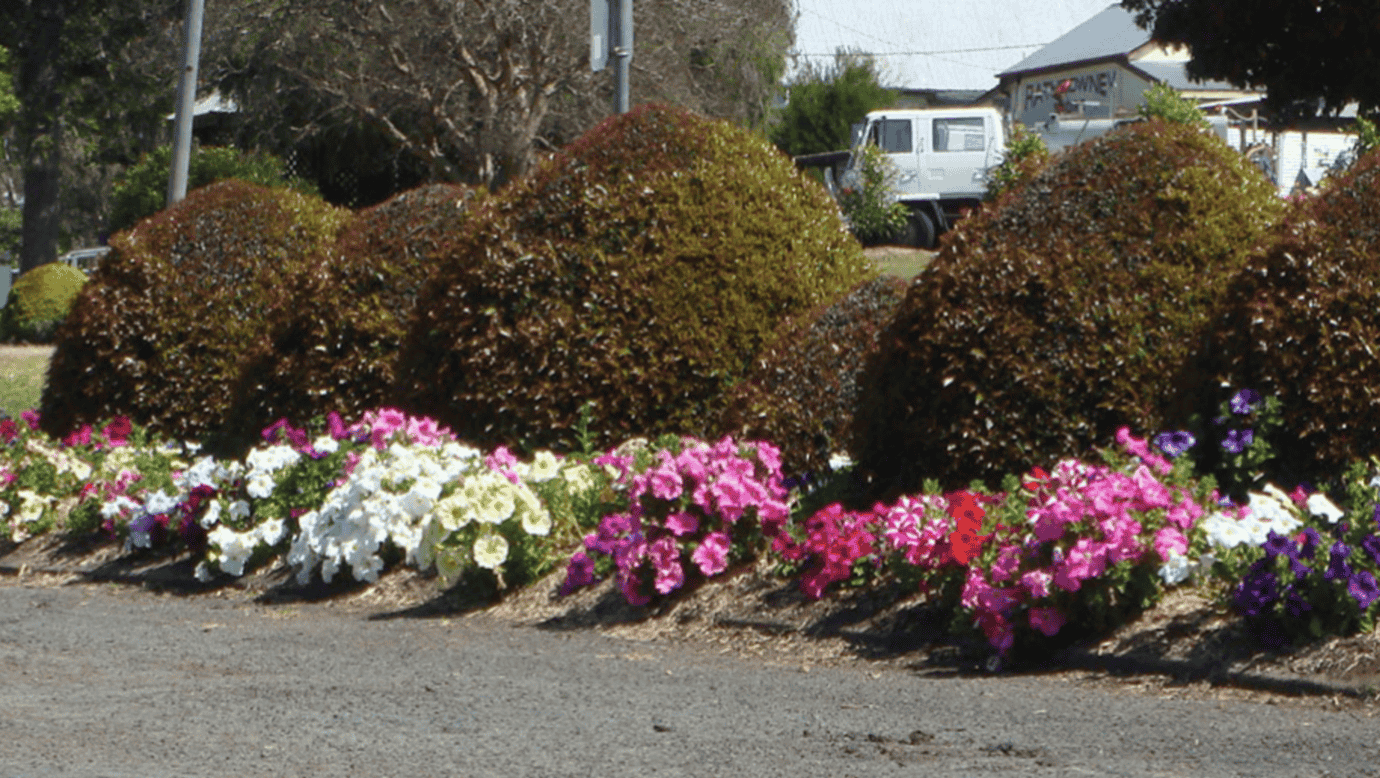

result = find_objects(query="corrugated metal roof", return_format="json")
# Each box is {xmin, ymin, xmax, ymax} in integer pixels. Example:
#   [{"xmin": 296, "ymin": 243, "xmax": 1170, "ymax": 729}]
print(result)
[
  {"xmin": 790, "ymin": 0, "xmax": 1124, "ymax": 92},
  {"xmin": 996, "ymin": 3, "xmax": 1143, "ymax": 76}
]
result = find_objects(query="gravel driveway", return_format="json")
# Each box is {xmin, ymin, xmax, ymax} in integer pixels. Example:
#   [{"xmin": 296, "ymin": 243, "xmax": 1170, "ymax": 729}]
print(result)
[{"xmin": 2, "ymin": 579, "xmax": 1377, "ymax": 778}]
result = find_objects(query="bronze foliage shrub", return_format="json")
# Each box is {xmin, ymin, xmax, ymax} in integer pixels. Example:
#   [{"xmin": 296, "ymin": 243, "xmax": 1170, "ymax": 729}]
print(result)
[
  {"xmin": 220, "ymin": 184, "xmax": 479, "ymax": 450},
  {"xmin": 1214, "ymin": 149, "xmax": 1380, "ymax": 482},
  {"xmin": 39, "ymin": 181, "xmax": 348, "ymax": 444},
  {"xmin": 395, "ymin": 104, "xmax": 871, "ymax": 453},
  {"xmin": 715, "ymin": 275, "xmax": 907, "ymax": 479},
  {"xmin": 851, "ymin": 120, "xmax": 1283, "ymax": 493}
]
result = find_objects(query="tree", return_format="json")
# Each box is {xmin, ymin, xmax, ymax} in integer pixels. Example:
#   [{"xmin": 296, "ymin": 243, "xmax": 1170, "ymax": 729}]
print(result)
[
  {"xmin": 1120, "ymin": 0, "xmax": 1380, "ymax": 122},
  {"xmin": 769, "ymin": 51, "xmax": 895, "ymax": 158},
  {"xmin": 210, "ymin": 0, "xmax": 794, "ymax": 193},
  {"xmin": 1, "ymin": 1, "xmax": 179, "ymax": 272}
]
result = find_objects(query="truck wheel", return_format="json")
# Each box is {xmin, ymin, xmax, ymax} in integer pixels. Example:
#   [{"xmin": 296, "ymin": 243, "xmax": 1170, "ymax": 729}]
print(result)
[{"xmin": 911, "ymin": 211, "xmax": 936, "ymax": 249}]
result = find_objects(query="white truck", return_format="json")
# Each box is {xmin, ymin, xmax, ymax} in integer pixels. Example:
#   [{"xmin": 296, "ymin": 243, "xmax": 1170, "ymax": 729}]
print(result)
[
  {"xmin": 804, "ymin": 106, "xmax": 1229, "ymax": 248},
  {"xmin": 794, "ymin": 106, "xmax": 1006, "ymax": 249}
]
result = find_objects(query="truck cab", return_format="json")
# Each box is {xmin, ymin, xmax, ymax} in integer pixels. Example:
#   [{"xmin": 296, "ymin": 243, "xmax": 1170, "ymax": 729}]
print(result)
[{"xmin": 842, "ymin": 106, "xmax": 1006, "ymax": 248}]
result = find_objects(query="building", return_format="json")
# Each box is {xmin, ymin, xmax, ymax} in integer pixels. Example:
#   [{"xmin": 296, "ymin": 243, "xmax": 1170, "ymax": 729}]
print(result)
[{"xmin": 991, "ymin": 3, "xmax": 1359, "ymax": 195}]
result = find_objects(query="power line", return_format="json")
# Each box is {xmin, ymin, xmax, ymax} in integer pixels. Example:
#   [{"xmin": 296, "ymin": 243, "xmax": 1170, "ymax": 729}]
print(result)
[{"xmin": 792, "ymin": 43, "xmax": 1048, "ymax": 57}]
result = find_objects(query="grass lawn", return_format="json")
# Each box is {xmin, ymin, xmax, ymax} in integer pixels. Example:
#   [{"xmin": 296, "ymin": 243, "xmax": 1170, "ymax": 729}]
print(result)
[
  {"xmin": 864, "ymin": 245, "xmax": 934, "ymax": 279},
  {"xmin": 0, "ymin": 345, "xmax": 52, "ymax": 418}
]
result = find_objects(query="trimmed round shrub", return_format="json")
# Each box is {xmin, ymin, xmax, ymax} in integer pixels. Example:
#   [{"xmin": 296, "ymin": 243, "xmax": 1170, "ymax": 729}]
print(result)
[
  {"xmin": 1214, "ymin": 149, "xmax": 1380, "ymax": 482},
  {"xmin": 395, "ymin": 104, "xmax": 871, "ymax": 453},
  {"xmin": 221, "ymin": 183, "xmax": 479, "ymax": 447},
  {"xmin": 1, "ymin": 262, "xmax": 87, "ymax": 344},
  {"xmin": 714, "ymin": 274, "xmax": 907, "ymax": 479},
  {"xmin": 109, "ymin": 145, "xmax": 319, "ymax": 235},
  {"xmin": 852, "ymin": 119, "xmax": 1284, "ymax": 494},
  {"xmin": 39, "ymin": 180, "xmax": 348, "ymax": 444}
]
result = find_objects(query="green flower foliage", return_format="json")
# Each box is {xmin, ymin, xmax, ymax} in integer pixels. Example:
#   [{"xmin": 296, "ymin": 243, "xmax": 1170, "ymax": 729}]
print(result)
[
  {"xmin": 838, "ymin": 143, "xmax": 909, "ymax": 245},
  {"xmin": 39, "ymin": 181, "xmax": 348, "ymax": 446},
  {"xmin": 1, "ymin": 262, "xmax": 87, "ymax": 344},
  {"xmin": 395, "ymin": 104, "xmax": 871, "ymax": 454},
  {"xmin": 221, "ymin": 184, "xmax": 480, "ymax": 451},
  {"xmin": 852, "ymin": 120, "xmax": 1283, "ymax": 494},
  {"xmin": 1214, "ymin": 148, "xmax": 1380, "ymax": 484},
  {"xmin": 715, "ymin": 275, "xmax": 906, "ymax": 479},
  {"xmin": 108, "ymin": 145, "xmax": 320, "ymax": 235}
]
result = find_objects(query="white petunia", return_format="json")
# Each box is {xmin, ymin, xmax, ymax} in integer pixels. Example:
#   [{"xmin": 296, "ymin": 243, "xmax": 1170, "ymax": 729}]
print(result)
[
  {"xmin": 528, "ymin": 450, "xmax": 562, "ymax": 482},
  {"xmin": 561, "ymin": 463, "xmax": 597, "ymax": 494},
  {"xmin": 1306, "ymin": 493, "xmax": 1344, "ymax": 524},
  {"xmin": 1201, "ymin": 512, "xmax": 1251, "ymax": 550},
  {"xmin": 1158, "ymin": 553, "xmax": 1194, "ymax": 586},
  {"xmin": 144, "ymin": 490, "xmax": 179, "ymax": 516},
  {"xmin": 246, "ymin": 471, "xmax": 277, "ymax": 499},
  {"xmin": 400, "ymin": 477, "xmax": 442, "ymax": 519},
  {"xmin": 256, "ymin": 517, "xmax": 286, "ymax": 546},
  {"xmin": 515, "ymin": 487, "xmax": 551, "ymax": 536},
  {"xmin": 472, "ymin": 532, "xmax": 509, "ymax": 570}
]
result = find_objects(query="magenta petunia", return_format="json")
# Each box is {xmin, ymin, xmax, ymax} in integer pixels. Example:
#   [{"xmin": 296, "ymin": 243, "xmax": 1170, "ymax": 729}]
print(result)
[
  {"xmin": 1028, "ymin": 606, "xmax": 1067, "ymax": 637},
  {"xmin": 664, "ymin": 511, "xmax": 700, "ymax": 537}
]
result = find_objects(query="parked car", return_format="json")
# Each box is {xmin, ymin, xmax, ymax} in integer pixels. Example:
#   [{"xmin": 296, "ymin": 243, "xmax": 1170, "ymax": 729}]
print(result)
[{"xmin": 58, "ymin": 246, "xmax": 111, "ymax": 274}]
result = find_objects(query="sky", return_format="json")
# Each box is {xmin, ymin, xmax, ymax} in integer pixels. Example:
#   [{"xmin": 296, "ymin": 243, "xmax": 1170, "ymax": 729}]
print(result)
[{"xmin": 789, "ymin": 0, "xmax": 1125, "ymax": 91}]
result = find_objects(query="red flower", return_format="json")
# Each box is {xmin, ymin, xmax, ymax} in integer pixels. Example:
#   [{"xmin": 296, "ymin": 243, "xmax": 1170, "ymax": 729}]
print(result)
[
  {"xmin": 946, "ymin": 491, "xmax": 986, "ymax": 525},
  {"xmin": 1023, "ymin": 466, "xmax": 1049, "ymax": 491}
]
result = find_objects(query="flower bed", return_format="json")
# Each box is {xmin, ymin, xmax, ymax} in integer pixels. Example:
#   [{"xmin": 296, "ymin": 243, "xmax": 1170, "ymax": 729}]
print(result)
[{"xmin": 3, "ymin": 390, "xmax": 1379, "ymax": 666}]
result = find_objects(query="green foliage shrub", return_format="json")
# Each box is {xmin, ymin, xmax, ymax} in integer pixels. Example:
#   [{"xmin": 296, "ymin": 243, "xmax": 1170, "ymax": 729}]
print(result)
[
  {"xmin": 39, "ymin": 181, "xmax": 348, "ymax": 446},
  {"xmin": 715, "ymin": 275, "xmax": 907, "ymax": 479},
  {"xmin": 1137, "ymin": 82, "xmax": 1209, "ymax": 127},
  {"xmin": 985, "ymin": 124, "xmax": 1050, "ymax": 202},
  {"xmin": 851, "ymin": 120, "xmax": 1284, "ymax": 494},
  {"xmin": 221, "ymin": 184, "xmax": 479, "ymax": 447},
  {"xmin": 838, "ymin": 143, "xmax": 909, "ymax": 245},
  {"xmin": 0, "ymin": 262, "xmax": 87, "ymax": 344},
  {"xmin": 394, "ymin": 104, "xmax": 871, "ymax": 454},
  {"xmin": 108, "ymin": 145, "xmax": 320, "ymax": 235},
  {"xmin": 1214, "ymin": 148, "xmax": 1380, "ymax": 484}
]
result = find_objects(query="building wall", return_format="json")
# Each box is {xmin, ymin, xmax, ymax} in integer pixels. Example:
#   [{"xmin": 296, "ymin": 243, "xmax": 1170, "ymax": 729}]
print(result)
[{"xmin": 1011, "ymin": 63, "xmax": 1153, "ymax": 126}]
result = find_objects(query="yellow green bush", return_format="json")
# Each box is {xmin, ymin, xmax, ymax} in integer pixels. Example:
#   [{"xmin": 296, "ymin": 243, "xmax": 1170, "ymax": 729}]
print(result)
[{"xmin": 1, "ymin": 262, "xmax": 87, "ymax": 344}]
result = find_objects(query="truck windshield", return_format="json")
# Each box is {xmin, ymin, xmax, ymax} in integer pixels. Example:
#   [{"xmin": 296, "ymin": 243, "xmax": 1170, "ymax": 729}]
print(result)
[
  {"xmin": 868, "ymin": 119, "xmax": 912, "ymax": 153},
  {"xmin": 932, "ymin": 117, "xmax": 985, "ymax": 152}
]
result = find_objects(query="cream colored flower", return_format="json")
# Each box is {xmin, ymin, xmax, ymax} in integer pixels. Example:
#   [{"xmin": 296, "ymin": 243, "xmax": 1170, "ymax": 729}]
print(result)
[
  {"xmin": 528, "ymin": 450, "xmax": 562, "ymax": 482},
  {"xmin": 472, "ymin": 532, "xmax": 509, "ymax": 570}
]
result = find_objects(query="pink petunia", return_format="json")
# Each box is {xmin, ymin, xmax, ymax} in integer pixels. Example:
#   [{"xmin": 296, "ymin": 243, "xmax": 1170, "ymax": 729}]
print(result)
[
  {"xmin": 664, "ymin": 511, "xmax": 700, "ymax": 537},
  {"xmin": 692, "ymin": 531, "xmax": 731, "ymax": 577},
  {"xmin": 1153, "ymin": 526, "xmax": 1189, "ymax": 562},
  {"xmin": 1028, "ymin": 606, "xmax": 1067, "ymax": 637},
  {"xmin": 648, "ymin": 536, "xmax": 685, "ymax": 594},
  {"xmin": 1020, "ymin": 568, "xmax": 1054, "ymax": 599}
]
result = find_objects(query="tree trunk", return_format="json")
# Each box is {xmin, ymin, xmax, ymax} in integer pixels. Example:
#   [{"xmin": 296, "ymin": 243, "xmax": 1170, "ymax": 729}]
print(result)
[{"xmin": 17, "ymin": 1, "xmax": 65, "ymax": 273}]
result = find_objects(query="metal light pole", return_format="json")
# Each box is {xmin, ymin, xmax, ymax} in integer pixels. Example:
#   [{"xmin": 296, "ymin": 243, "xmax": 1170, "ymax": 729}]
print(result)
[
  {"xmin": 167, "ymin": 0, "xmax": 206, "ymax": 206},
  {"xmin": 590, "ymin": 0, "xmax": 632, "ymax": 114}
]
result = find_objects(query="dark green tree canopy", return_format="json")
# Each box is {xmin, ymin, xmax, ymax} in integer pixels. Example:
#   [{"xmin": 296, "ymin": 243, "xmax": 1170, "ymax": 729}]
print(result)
[
  {"xmin": 1121, "ymin": 0, "xmax": 1380, "ymax": 122},
  {"xmin": 770, "ymin": 51, "xmax": 895, "ymax": 158}
]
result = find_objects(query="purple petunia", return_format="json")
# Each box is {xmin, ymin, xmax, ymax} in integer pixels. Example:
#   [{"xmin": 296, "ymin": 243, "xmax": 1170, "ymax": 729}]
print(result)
[
  {"xmin": 1361, "ymin": 533, "xmax": 1380, "ymax": 568},
  {"xmin": 1233, "ymin": 562, "xmax": 1279, "ymax": 617},
  {"xmin": 1284, "ymin": 587, "xmax": 1313, "ymax": 618},
  {"xmin": 1221, "ymin": 428, "xmax": 1254, "ymax": 453},
  {"xmin": 1347, "ymin": 571, "xmax": 1380, "ymax": 611},
  {"xmin": 1298, "ymin": 527, "xmax": 1323, "ymax": 559},
  {"xmin": 1152, "ymin": 430, "xmax": 1197, "ymax": 458},
  {"xmin": 1263, "ymin": 530, "xmax": 1295, "ymax": 560},
  {"xmin": 1324, "ymin": 541, "xmax": 1353, "ymax": 581},
  {"xmin": 1230, "ymin": 388, "xmax": 1263, "ymax": 415}
]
